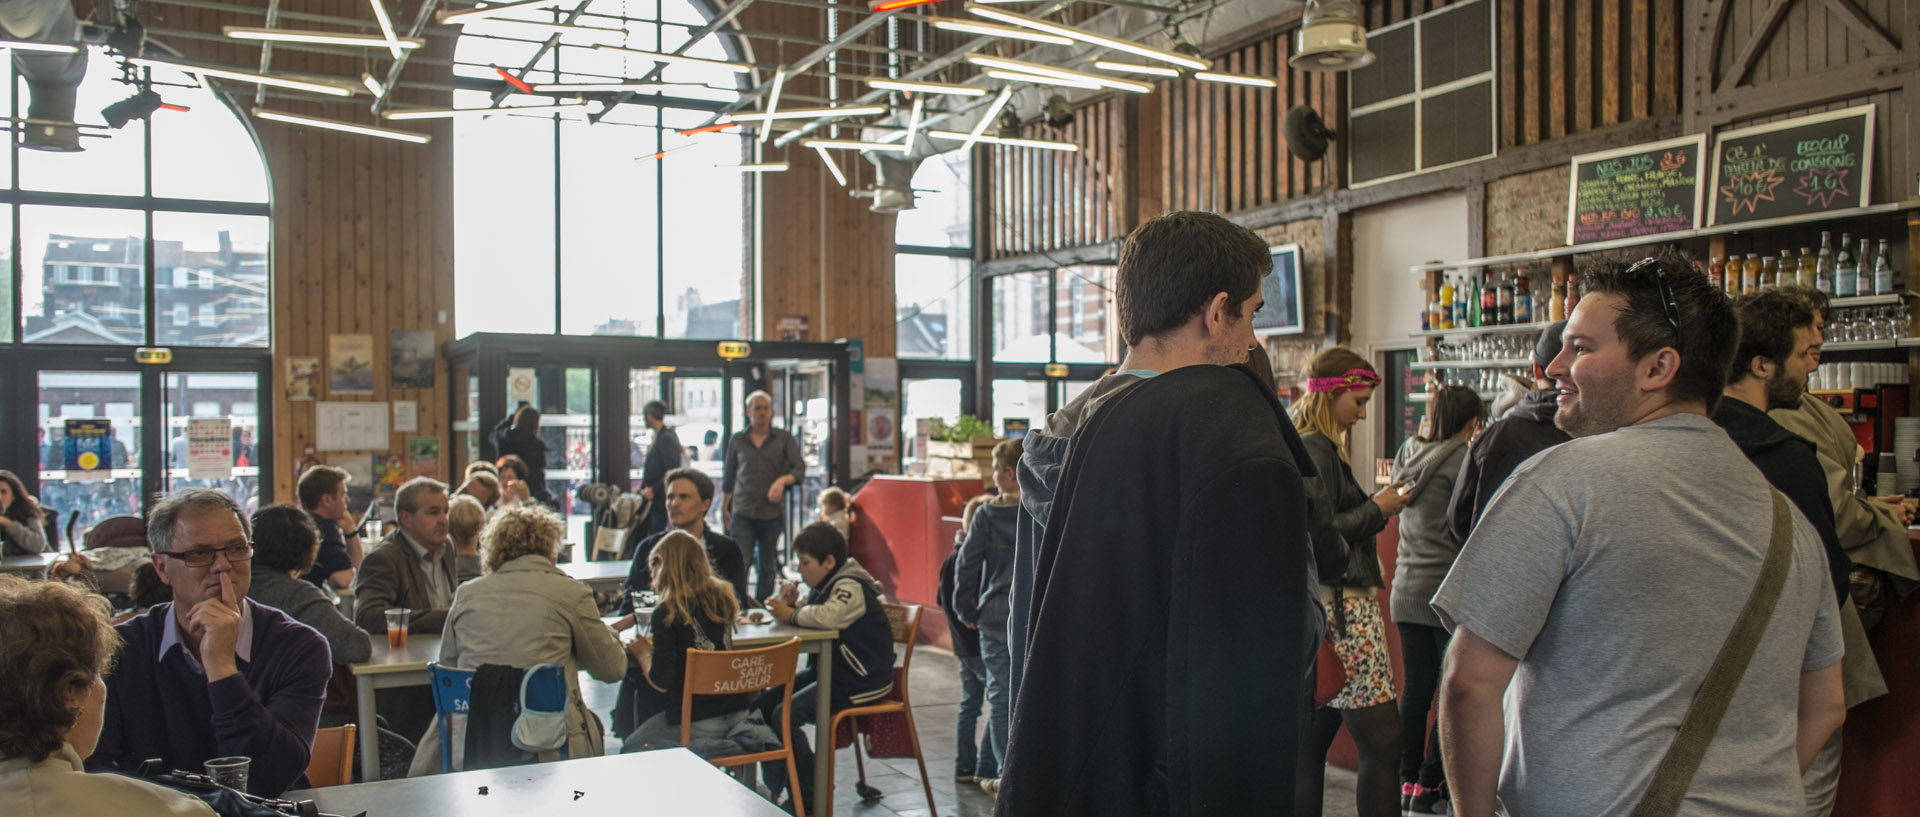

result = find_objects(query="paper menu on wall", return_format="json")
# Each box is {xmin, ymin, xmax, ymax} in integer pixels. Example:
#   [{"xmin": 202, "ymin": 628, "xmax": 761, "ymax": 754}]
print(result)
[
  {"xmin": 187, "ymin": 417, "xmax": 234, "ymax": 479},
  {"xmin": 317, "ymin": 402, "xmax": 390, "ymax": 451}
]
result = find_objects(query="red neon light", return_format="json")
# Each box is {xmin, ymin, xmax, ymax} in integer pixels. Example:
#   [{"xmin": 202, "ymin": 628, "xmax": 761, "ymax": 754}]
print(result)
[
  {"xmin": 871, "ymin": 0, "xmax": 941, "ymax": 10},
  {"xmin": 493, "ymin": 65, "xmax": 533, "ymax": 94},
  {"xmin": 159, "ymin": 103, "xmax": 191, "ymax": 113},
  {"xmin": 678, "ymin": 122, "xmax": 739, "ymax": 136}
]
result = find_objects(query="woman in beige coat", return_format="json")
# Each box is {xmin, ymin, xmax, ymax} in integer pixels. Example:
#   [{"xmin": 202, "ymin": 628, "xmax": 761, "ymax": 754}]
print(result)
[{"xmin": 409, "ymin": 505, "xmax": 627, "ymax": 775}]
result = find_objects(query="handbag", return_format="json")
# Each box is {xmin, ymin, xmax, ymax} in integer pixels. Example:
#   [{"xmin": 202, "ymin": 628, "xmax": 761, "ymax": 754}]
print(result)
[
  {"xmin": 1313, "ymin": 636, "xmax": 1346, "ymax": 708},
  {"xmin": 1629, "ymin": 491, "xmax": 1795, "ymax": 817}
]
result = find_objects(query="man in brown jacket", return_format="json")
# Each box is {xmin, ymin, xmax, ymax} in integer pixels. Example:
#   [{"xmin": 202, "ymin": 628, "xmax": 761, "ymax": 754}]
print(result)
[{"xmin": 350, "ymin": 477, "xmax": 458, "ymax": 636}]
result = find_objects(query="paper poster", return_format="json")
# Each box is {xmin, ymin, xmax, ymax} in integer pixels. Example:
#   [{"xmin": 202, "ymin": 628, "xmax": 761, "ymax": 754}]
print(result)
[
  {"xmin": 286, "ymin": 357, "xmax": 319, "ymax": 401},
  {"xmin": 330, "ymin": 334, "xmax": 375, "ymax": 395},
  {"xmin": 63, "ymin": 419, "xmax": 113, "ymax": 480},
  {"xmin": 393, "ymin": 400, "xmax": 419, "ymax": 432},
  {"xmin": 507, "ymin": 368, "xmax": 537, "ymax": 407},
  {"xmin": 776, "ymin": 315, "xmax": 810, "ymax": 341},
  {"xmin": 187, "ymin": 417, "xmax": 234, "ymax": 479},
  {"xmin": 373, "ymin": 454, "xmax": 407, "ymax": 496},
  {"xmin": 408, "ymin": 436, "xmax": 441, "ymax": 478},
  {"xmin": 316, "ymin": 401, "xmax": 389, "ymax": 451},
  {"xmin": 390, "ymin": 330, "xmax": 435, "ymax": 389}
]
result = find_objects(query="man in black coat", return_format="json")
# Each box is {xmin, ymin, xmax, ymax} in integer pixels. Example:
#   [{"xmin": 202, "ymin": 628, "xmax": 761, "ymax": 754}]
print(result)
[
  {"xmin": 997, "ymin": 211, "xmax": 1314, "ymax": 815},
  {"xmin": 1712, "ymin": 290, "xmax": 1849, "ymax": 607},
  {"xmin": 1447, "ymin": 321, "xmax": 1573, "ymax": 540},
  {"xmin": 636, "ymin": 400, "xmax": 683, "ymax": 539}
]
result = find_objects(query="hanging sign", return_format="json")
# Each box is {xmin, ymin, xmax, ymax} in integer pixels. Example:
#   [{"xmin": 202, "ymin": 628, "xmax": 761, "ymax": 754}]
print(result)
[
  {"xmin": 187, "ymin": 417, "xmax": 234, "ymax": 480},
  {"xmin": 64, "ymin": 419, "xmax": 113, "ymax": 480},
  {"xmin": 1566, "ymin": 134, "xmax": 1706, "ymax": 245},
  {"xmin": 1709, "ymin": 104, "xmax": 1875, "ymax": 226}
]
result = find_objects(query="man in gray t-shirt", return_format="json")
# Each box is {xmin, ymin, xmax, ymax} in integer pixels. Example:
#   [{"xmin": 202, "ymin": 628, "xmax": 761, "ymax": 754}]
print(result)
[{"xmin": 1430, "ymin": 255, "xmax": 1845, "ymax": 817}]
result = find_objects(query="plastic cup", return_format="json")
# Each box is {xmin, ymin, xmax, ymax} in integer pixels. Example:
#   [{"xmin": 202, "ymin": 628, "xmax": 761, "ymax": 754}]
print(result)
[
  {"xmin": 205, "ymin": 756, "xmax": 250, "ymax": 791},
  {"xmin": 384, "ymin": 607, "xmax": 411, "ymax": 648}
]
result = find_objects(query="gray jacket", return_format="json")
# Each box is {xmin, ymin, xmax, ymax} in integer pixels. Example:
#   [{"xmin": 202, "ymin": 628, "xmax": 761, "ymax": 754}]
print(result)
[
  {"xmin": 1388, "ymin": 437, "xmax": 1468, "ymax": 628},
  {"xmin": 410, "ymin": 554, "xmax": 628, "ymax": 775},
  {"xmin": 350, "ymin": 530, "xmax": 459, "ymax": 636},
  {"xmin": 249, "ymin": 564, "xmax": 373, "ymax": 664}
]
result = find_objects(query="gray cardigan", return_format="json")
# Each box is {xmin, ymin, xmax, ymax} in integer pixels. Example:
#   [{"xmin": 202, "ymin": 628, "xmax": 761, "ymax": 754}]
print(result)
[
  {"xmin": 0, "ymin": 513, "xmax": 48, "ymax": 556},
  {"xmin": 248, "ymin": 565, "xmax": 373, "ymax": 664},
  {"xmin": 1388, "ymin": 437, "xmax": 1469, "ymax": 628}
]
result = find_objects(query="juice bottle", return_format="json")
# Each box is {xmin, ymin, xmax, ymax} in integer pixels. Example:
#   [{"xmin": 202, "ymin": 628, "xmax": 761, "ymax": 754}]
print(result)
[
  {"xmin": 1725, "ymin": 257, "xmax": 1743, "ymax": 296},
  {"xmin": 1707, "ymin": 256, "xmax": 1725, "ymax": 290},
  {"xmin": 1744, "ymin": 253, "xmax": 1764, "ymax": 293},
  {"xmin": 1797, "ymin": 247, "xmax": 1817, "ymax": 289},
  {"xmin": 1565, "ymin": 270, "xmax": 1582, "ymax": 316},
  {"xmin": 1776, "ymin": 249, "xmax": 1795, "ymax": 288},
  {"xmin": 1549, "ymin": 272, "xmax": 1567, "ymax": 321},
  {"xmin": 1439, "ymin": 277, "xmax": 1456, "ymax": 329},
  {"xmin": 1497, "ymin": 272, "xmax": 1515, "ymax": 325},
  {"xmin": 1515, "ymin": 272, "xmax": 1533, "ymax": 325}
]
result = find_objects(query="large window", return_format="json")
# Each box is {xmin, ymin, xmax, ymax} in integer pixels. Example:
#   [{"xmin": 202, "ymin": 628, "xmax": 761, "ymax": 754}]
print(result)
[
  {"xmin": 9, "ymin": 48, "xmax": 270, "ymax": 347},
  {"xmin": 896, "ymin": 151, "xmax": 972, "ymax": 360},
  {"xmin": 988, "ymin": 265, "xmax": 1119, "ymax": 365},
  {"xmin": 452, "ymin": 0, "xmax": 749, "ymax": 340}
]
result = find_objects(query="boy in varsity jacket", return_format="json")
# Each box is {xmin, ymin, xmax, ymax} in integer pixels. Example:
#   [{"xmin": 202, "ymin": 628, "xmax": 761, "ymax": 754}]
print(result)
[{"xmin": 759, "ymin": 522, "xmax": 897, "ymax": 810}]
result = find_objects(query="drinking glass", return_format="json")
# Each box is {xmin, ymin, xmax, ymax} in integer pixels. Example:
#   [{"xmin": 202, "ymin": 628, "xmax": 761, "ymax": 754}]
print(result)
[{"xmin": 205, "ymin": 757, "xmax": 250, "ymax": 792}]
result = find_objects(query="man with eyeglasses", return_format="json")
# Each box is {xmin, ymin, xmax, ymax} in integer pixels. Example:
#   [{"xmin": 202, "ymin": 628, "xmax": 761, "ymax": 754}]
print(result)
[
  {"xmin": 85, "ymin": 489, "xmax": 331, "ymax": 797},
  {"xmin": 1432, "ymin": 253, "xmax": 1846, "ymax": 817}
]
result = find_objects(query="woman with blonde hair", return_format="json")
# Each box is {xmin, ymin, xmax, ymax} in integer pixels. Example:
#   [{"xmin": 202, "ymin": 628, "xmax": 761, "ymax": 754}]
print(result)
[
  {"xmin": 1290, "ymin": 347, "xmax": 1406, "ymax": 817},
  {"xmin": 446, "ymin": 495, "xmax": 487, "ymax": 585},
  {"xmin": 618, "ymin": 531, "xmax": 776, "ymax": 757},
  {"xmin": 0, "ymin": 576, "xmax": 213, "ymax": 815},
  {"xmin": 408, "ymin": 505, "xmax": 627, "ymax": 775}
]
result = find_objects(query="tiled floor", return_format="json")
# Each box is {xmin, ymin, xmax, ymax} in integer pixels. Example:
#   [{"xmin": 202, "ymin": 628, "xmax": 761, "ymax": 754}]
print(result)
[{"xmin": 582, "ymin": 645, "xmax": 1360, "ymax": 816}]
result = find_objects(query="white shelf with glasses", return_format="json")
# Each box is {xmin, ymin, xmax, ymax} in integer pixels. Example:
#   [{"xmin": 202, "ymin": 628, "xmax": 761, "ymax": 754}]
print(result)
[
  {"xmin": 1409, "ymin": 358, "xmax": 1533, "ymax": 371},
  {"xmin": 1409, "ymin": 321, "xmax": 1552, "ymax": 340},
  {"xmin": 1829, "ymin": 293, "xmax": 1917, "ymax": 308},
  {"xmin": 1822, "ymin": 338, "xmax": 1920, "ymax": 352}
]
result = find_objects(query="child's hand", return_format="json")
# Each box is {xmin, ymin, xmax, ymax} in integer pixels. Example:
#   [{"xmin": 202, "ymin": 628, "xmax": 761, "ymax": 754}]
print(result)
[{"xmin": 766, "ymin": 598, "xmax": 796, "ymax": 624}]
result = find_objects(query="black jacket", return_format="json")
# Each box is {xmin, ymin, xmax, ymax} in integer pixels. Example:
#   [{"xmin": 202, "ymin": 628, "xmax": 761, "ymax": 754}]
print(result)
[
  {"xmin": 1711, "ymin": 397, "xmax": 1851, "ymax": 608},
  {"xmin": 617, "ymin": 527, "xmax": 751, "ymax": 611},
  {"xmin": 937, "ymin": 547, "xmax": 981, "ymax": 658},
  {"xmin": 1299, "ymin": 432, "xmax": 1387, "ymax": 590},
  {"xmin": 490, "ymin": 416, "xmax": 554, "ymax": 504},
  {"xmin": 998, "ymin": 365, "xmax": 1312, "ymax": 816},
  {"xmin": 639, "ymin": 426, "xmax": 683, "ymax": 535},
  {"xmin": 1447, "ymin": 387, "xmax": 1572, "ymax": 541}
]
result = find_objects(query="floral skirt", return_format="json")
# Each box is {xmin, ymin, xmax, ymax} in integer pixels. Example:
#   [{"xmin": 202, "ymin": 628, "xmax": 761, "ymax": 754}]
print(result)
[{"xmin": 1326, "ymin": 594, "xmax": 1397, "ymax": 710}]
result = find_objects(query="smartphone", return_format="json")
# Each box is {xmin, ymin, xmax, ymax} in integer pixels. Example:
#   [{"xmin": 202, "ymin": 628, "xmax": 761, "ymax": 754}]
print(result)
[{"xmin": 1397, "ymin": 482, "xmax": 1416, "ymax": 497}]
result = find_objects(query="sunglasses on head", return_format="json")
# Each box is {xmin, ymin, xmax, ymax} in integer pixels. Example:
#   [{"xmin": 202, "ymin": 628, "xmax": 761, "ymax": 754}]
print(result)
[{"xmin": 1625, "ymin": 256, "xmax": 1684, "ymax": 357}]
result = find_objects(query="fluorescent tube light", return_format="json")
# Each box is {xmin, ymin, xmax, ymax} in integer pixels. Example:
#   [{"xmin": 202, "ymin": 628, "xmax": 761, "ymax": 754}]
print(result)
[
  {"xmin": 252, "ymin": 108, "xmax": 429, "ymax": 143},
  {"xmin": 928, "ymin": 17, "xmax": 1073, "ymax": 45},
  {"xmin": 760, "ymin": 69, "xmax": 786, "ymax": 144},
  {"xmin": 1093, "ymin": 60, "xmax": 1180, "ymax": 77},
  {"xmin": 130, "ymin": 58, "xmax": 356, "ymax": 97},
  {"xmin": 0, "ymin": 39, "xmax": 79, "ymax": 54},
  {"xmin": 223, "ymin": 26, "xmax": 423, "ymax": 50},
  {"xmin": 361, "ymin": 72, "xmax": 386, "ymax": 96},
  {"xmin": 719, "ymin": 162, "xmax": 790, "ymax": 171},
  {"xmin": 983, "ymin": 69, "xmax": 1101, "ymax": 90},
  {"xmin": 954, "ymin": 85, "xmax": 1012, "ymax": 155},
  {"xmin": 384, "ymin": 100, "xmax": 586, "ymax": 119},
  {"xmin": 967, "ymin": 5, "xmax": 1212, "ymax": 70},
  {"xmin": 368, "ymin": 0, "xmax": 405, "ymax": 58},
  {"xmin": 966, "ymin": 55, "xmax": 1153, "ymax": 93},
  {"xmin": 801, "ymin": 139, "xmax": 909, "ymax": 152},
  {"xmin": 904, "ymin": 98, "xmax": 925, "ymax": 147},
  {"xmin": 867, "ymin": 78, "xmax": 988, "ymax": 97},
  {"xmin": 814, "ymin": 146, "xmax": 848, "ymax": 186},
  {"xmin": 928, "ymin": 129, "xmax": 1078, "ymax": 151},
  {"xmin": 1195, "ymin": 71, "xmax": 1278, "ymax": 88},
  {"xmin": 438, "ymin": 0, "xmax": 568, "ymax": 25},
  {"xmin": 724, "ymin": 105, "xmax": 886, "ymax": 122},
  {"xmin": 592, "ymin": 44, "xmax": 751, "ymax": 74},
  {"xmin": 530, "ymin": 82, "xmax": 695, "ymax": 93}
]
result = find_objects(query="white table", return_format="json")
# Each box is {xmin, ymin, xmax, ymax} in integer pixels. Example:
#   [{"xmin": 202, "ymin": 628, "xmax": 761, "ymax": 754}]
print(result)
[
  {"xmin": 0, "ymin": 552, "xmax": 59, "ymax": 574},
  {"xmin": 348, "ymin": 632, "xmax": 444, "ymax": 782},
  {"xmin": 559, "ymin": 558, "xmax": 631, "ymax": 593},
  {"xmin": 289, "ymin": 747, "xmax": 786, "ymax": 816}
]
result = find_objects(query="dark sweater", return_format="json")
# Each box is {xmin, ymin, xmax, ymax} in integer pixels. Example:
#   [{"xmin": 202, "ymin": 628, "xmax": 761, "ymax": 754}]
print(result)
[
  {"xmin": 87, "ymin": 600, "xmax": 332, "ymax": 796},
  {"xmin": 490, "ymin": 417, "xmax": 554, "ymax": 504},
  {"xmin": 1447, "ymin": 387, "xmax": 1571, "ymax": 540},
  {"xmin": 618, "ymin": 528, "xmax": 751, "ymax": 611},
  {"xmin": 301, "ymin": 517, "xmax": 354, "ymax": 588},
  {"xmin": 937, "ymin": 548, "xmax": 981, "ymax": 658},
  {"xmin": 647, "ymin": 611, "xmax": 749, "ymax": 725},
  {"xmin": 1712, "ymin": 396, "xmax": 1851, "ymax": 609}
]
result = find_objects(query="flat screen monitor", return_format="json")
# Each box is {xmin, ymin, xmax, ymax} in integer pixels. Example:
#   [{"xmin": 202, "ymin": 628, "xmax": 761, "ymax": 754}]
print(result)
[{"xmin": 1252, "ymin": 244, "xmax": 1304, "ymax": 336}]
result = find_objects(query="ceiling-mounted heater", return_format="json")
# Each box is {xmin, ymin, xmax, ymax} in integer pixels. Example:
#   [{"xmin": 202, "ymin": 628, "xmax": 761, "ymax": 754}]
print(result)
[{"xmin": 1290, "ymin": 0, "xmax": 1374, "ymax": 72}]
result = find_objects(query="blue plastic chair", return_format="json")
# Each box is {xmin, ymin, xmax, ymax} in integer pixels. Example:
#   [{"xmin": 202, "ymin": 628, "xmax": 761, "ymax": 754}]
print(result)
[{"xmin": 428, "ymin": 662, "xmax": 571, "ymax": 773}]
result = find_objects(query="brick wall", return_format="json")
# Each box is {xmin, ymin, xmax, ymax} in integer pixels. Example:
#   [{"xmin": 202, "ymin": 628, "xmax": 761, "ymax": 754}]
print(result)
[
  {"xmin": 1253, "ymin": 217, "xmax": 1325, "ymax": 389},
  {"xmin": 1484, "ymin": 167, "xmax": 1570, "ymax": 256}
]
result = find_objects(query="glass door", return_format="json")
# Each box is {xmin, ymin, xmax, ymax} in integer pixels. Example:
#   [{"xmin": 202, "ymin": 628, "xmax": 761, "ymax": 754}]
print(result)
[
  {"xmin": 501, "ymin": 362, "xmax": 598, "ymax": 552},
  {"xmin": 162, "ymin": 371, "xmax": 263, "ymax": 513},
  {"xmin": 902, "ymin": 377, "xmax": 963, "ymax": 470},
  {"xmin": 37, "ymin": 370, "xmax": 143, "ymax": 538}
]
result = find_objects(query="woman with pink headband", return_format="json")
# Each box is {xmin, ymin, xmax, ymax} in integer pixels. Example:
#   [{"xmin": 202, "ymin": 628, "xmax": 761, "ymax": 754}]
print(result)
[{"xmin": 1290, "ymin": 347, "xmax": 1409, "ymax": 817}]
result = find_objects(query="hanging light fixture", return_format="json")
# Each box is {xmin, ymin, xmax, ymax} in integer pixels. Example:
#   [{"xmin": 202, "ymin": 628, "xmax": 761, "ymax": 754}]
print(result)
[
  {"xmin": 1196, "ymin": 72, "xmax": 1279, "ymax": 88},
  {"xmin": 129, "ymin": 57, "xmax": 358, "ymax": 97},
  {"xmin": 802, "ymin": 139, "xmax": 909, "ymax": 153},
  {"xmin": 438, "ymin": 0, "xmax": 571, "ymax": 25},
  {"xmin": 223, "ymin": 27, "xmax": 424, "ymax": 50},
  {"xmin": 866, "ymin": 78, "xmax": 988, "ymax": 97},
  {"xmin": 967, "ymin": 55, "xmax": 1153, "ymax": 93},
  {"xmin": 928, "ymin": 130, "xmax": 1077, "ymax": 151},
  {"xmin": 983, "ymin": 69, "xmax": 1101, "ymax": 91},
  {"xmin": 927, "ymin": 17, "xmax": 1073, "ymax": 46},
  {"xmin": 815, "ymin": 146, "xmax": 849, "ymax": 186},
  {"xmin": 531, "ymin": 82, "xmax": 697, "ymax": 93},
  {"xmin": 1092, "ymin": 60, "xmax": 1180, "ymax": 78},
  {"xmin": 965, "ymin": 5, "xmax": 1210, "ymax": 70},
  {"xmin": 383, "ymin": 100, "xmax": 587, "ymax": 119},
  {"xmin": 717, "ymin": 162, "xmax": 790, "ymax": 172},
  {"xmin": 1290, "ymin": 0, "xmax": 1374, "ymax": 71},
  {"xmin": 723, "ymin": 105, "xmax": 887, "ymax": 122},
  {"xmin": 253, "ymin": 108, "xmax": 430, "ymax": 143}
]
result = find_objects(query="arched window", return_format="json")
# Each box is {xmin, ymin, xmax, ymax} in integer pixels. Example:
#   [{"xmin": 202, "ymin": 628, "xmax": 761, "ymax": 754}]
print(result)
[
  {"xmin": 5, "ymin": 45, "xmax": 274, "ymax": 535},
  {"xmin": 451, "ymin": 0, "xmax": 749, "ymax": 338}
]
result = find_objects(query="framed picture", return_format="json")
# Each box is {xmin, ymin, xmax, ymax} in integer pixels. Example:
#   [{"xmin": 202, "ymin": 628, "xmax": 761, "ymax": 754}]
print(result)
[{"xmin": 1252, "ymin": 244, "xmax": 1305, "ymax": 337}]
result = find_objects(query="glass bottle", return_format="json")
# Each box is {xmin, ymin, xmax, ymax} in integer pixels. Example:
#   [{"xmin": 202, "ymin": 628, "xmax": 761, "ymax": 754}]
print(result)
[
  {"xmin": 1452, "ymin": 276, "xmax": 1468, "ymax": 329},
  {"xmin": 1707, "ymin": 256, "xmax": 1725, "ymax": 291},
  {"xmin": 1566, "ymin": 270, "xmax": 1582, "ymax": 316},
  {"xmin": 1797, "ymin": 247, "xmax": 1817, "ymax": 289},
  {"xmin": 1761, "ymin": 254, "xmax": 1778, "ymax": 291},
  {"xmin": 1775, "ymin": 249, "xmax": 1794, "ymax": 288},
  {"xmin": 1497, "ymin": 272, "xmax": 1515, "ymax": 325},
  {"xmin": 1468, "ymin": 273, "xmax": 1483, "ymax": 327},
  {"xmin": 1857, "ymin": 237, "xmax": 1874, "ymax": 296},
  {"xmin": 1743, "ymin": 253, "xmax": 1764, "ymax": 293},
  {"xmin": 1835, "ymin": 234, "xmax": 1856, "ymax": 297},
  {"xmin": 1816, "ymin": 232, "xmax": 1835, "ymax": 295},
  {"xmin": 1725, "ymin": 256, "xmax": 1744, "ymax": 296},
  {"xmin": 1515, "ymin": 272, "xmax": 1533, "ymax": 325},
  {"xmin": 1550, "ymin": 271, "xmax": 1567, "ymax": 321},
  {"xmin": 1874, "ymin": 239, "xmax": 1895, "ymax": 296},
  {"xmin": 1440, "ymin": 277, "xmax": 1456, "ymax": 329}
]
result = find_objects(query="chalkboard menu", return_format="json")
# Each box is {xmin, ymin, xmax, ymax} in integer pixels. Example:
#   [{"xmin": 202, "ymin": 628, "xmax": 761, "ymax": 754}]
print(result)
[
  {"xmin": 1709, "ymin": 104, "xmax": 1875, "ymax": 226},
  {"xmin": 1566, "ymin": 135, "xmax": 1707, "ymax": 245}
]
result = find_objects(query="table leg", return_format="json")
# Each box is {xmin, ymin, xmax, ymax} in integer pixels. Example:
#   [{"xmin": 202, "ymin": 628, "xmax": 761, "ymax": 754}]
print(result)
[
  {"xmin": 814, "ymin": 643, "xmax": 833, "ymax": 817},
  {"xmin": 357, "ymin": 675, "xmax": 379, "ymax": 782}
]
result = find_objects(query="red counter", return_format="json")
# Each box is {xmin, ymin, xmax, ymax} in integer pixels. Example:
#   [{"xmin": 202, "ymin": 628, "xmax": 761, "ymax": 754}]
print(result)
[
  {"xmin": 847, "ymin": 476, "xmax": 989, "ymax": 648},
  {"xmin": 1833, "ymin": 533, "xmax": 1920, "ymax": 817}
]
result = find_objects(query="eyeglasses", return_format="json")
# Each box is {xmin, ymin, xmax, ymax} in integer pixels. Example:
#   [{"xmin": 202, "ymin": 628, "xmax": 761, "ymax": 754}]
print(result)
[
  {"xmin": 1626, "ymin": 256, "xmax": 1685, "ymax": 356},
  {"xmin": 158, "ymin": 542, "xmax": 254, "ymax": 567}
]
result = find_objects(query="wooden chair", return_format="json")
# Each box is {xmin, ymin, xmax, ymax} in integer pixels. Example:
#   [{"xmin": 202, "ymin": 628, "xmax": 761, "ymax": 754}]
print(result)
[
  {"xmin": 305, "ymin": 725, "xmax": 356, "ymax": 787},
  {"xmin": 679, "ymin": 637, "xmax": 807, "ymax": 817},
  {"xmin": 824, "ymin": 603, "xmax": 935, "ymax": 817}
]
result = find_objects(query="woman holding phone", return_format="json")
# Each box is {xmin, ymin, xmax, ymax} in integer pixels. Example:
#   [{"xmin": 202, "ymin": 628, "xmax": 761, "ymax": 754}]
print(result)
[{"xmin": 1289, "ymin": 348, "xmax": 1407, "ymax": 817}]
